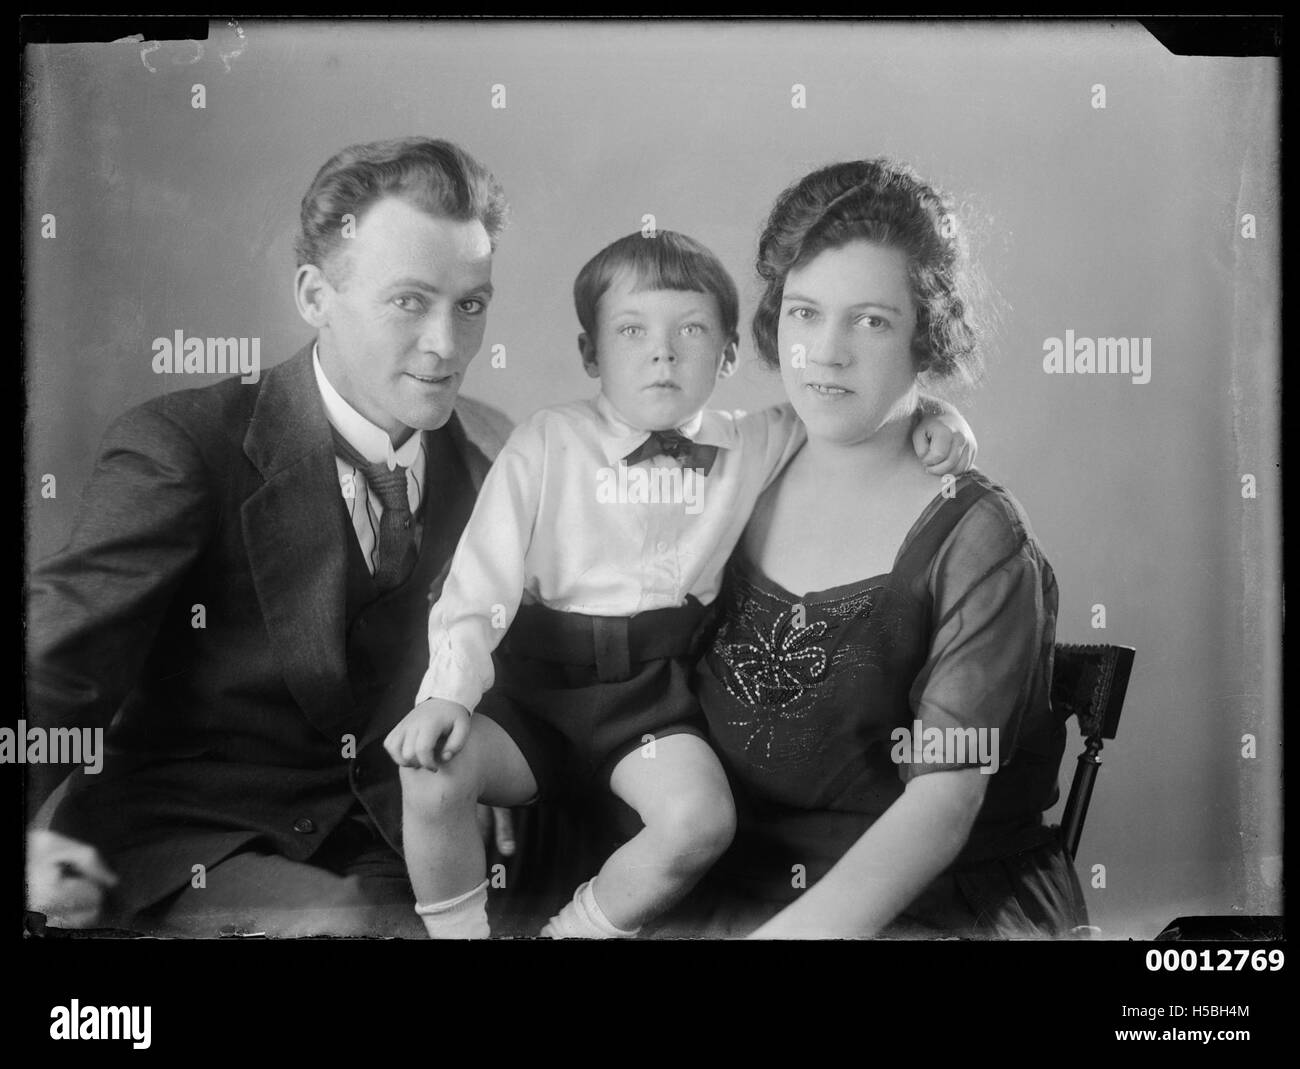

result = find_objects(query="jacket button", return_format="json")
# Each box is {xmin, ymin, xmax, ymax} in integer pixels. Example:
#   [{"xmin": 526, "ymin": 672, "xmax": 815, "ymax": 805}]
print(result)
[{"xmin": 292, "ymin": 817, "xmax": 316, "ymax": 834}]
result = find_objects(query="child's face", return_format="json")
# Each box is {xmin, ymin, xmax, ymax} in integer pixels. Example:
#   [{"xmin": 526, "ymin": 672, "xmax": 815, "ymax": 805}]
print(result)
[
  {"xmin": 581, "ymin": 272, "xmax": 736, "ymax": 431},
  {"xmin": 777, "ymin": 240, "xmax": 920, "ymax": 446}
]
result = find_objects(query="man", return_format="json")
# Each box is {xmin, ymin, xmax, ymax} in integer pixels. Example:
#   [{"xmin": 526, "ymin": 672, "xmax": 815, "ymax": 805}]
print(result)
[{"xmin": 25, "ymin": 137, "xmax": 523, "ymax": 937}]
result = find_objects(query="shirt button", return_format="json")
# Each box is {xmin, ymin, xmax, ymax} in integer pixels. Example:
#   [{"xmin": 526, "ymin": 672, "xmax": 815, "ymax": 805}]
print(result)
[
  {"xmin": 292, "ymin": 817, "xmax": 316, "ymax": 834},
  {"xmin": 656, "ymin": 541, "xmax": 668, "ymax": 553}
]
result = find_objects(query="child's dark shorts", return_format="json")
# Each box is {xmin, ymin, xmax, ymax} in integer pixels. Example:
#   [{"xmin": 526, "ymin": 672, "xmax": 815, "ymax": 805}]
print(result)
[{"xmin": 475, "ymin": 597, "xmax": 719, "ymax": 799}]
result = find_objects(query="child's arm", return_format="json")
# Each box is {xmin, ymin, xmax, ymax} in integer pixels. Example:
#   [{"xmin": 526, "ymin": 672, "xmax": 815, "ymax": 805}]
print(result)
[
  {"xmin": 386, "ymin": 421, "xmax": 545, "ymax": 770},
  {"xmin": 913, "ymin": 394, "xmax": 977, "ymax": 475}
]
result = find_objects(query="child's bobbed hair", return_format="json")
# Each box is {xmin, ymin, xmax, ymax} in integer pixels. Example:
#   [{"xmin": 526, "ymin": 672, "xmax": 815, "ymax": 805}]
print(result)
[
  {"xmin": 752, "ymin": 158, "xmax": 983, "ymax": 385},
  {"xmin": 574, "ymin": 230, "xmax": 740, "ymax": 343}
]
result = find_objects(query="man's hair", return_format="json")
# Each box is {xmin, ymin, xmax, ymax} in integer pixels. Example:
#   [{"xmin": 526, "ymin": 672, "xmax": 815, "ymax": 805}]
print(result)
[
  {"xmin": 573, "ymin": 231, "xmax": 740, "ymax": 341},
  {"xmin": 295, "ymin": 137, "xmax": 510, "ymax": 282}
]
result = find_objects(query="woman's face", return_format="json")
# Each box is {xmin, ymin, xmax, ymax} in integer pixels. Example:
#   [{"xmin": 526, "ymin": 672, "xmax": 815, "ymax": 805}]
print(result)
[{"xmin": 777, "ymin": 240, "xmax": 920, "ymax": 447}]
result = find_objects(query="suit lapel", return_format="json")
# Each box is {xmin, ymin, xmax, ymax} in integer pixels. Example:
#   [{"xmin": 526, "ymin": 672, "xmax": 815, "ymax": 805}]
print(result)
[
  {"xmin": 419, "ymin": 418, "xmax": 479, "ymax": 609},
  {"xmin": 443, "ymin": 408, "xmax": 496, "ymax": 491},
  {"xmin": 238, "ymin": 346, "xmax": 509, "ymax": 746},
  {"xmin": 241, "ymin": 345, "xmax": 355, "ymax": 743}
]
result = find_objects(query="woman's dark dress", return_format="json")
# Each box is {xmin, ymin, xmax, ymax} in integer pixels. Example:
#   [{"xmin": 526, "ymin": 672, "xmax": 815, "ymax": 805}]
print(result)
[{"xmin": 681, "ymin": 470, "xmax": 1087, "ymax": 938}]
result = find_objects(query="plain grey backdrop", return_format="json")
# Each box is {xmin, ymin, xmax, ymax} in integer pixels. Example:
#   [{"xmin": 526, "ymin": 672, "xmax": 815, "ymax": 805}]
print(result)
[{"xmin": 23, "ymin": 18, "xmax": 1281, "ymax": 938}]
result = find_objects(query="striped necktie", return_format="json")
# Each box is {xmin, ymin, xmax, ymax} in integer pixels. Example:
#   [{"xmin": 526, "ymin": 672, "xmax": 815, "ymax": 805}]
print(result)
[{"xmin": 329, "ymin": 425, "xmax": 420, "ymax": 592}]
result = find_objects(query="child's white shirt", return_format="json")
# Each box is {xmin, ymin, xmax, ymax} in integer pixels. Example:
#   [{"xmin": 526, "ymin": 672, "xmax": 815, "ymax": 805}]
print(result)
[{"xmin": 415, "ymin": 392, "xmax": 805, "ymax": 712}]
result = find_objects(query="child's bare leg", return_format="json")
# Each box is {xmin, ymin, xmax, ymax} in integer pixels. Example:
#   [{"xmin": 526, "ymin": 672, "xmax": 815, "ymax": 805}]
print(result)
[
  {"xmin": 544, "ymin": 733, "xmax": 735, "ymax": 937},
  {"xmin": 400, "ymin": 714, "xmax": 536, "ymax": 937}
]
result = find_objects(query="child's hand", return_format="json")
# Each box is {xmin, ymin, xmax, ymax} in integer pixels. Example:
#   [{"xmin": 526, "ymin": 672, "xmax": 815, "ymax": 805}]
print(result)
[
  {"xmin": 385, "ymin": 698, "xmax": 472, "ymax": 771},
  {"xmin": 912, "ymin": 405, "xmax": 977, "ymax": 475}
]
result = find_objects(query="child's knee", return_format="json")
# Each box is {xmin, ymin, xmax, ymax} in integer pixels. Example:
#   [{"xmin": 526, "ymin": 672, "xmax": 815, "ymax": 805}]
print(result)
[
  {"xmin": 699, "ymin": 788, "xmax": 738, "ymax": 856},
  {"xmin": 399, "ymin": 762, "xmax": 479, "ymax": 822},
  {"xmin": 649, "ymin": 784, "xmax": 736, "ymax": 864}
]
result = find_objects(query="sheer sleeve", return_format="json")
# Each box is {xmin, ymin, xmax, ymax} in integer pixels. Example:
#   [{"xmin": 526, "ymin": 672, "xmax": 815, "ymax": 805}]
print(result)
[{"xmin": 900, "ymin": 494, "xmax": 1056, "ymax": 782}]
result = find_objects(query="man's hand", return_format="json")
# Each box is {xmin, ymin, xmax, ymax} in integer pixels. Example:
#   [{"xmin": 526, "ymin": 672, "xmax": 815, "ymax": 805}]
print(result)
[
  {"xmin": 384, "ymin": 697, "xmax": 472, "ymax": 770},
  {"xmin": 26, "ymin": 829, "xmax": 118, "ymax": 929},
  {"xmin": 476, "ymin": 805, "xmax": 517, "ymax": 857},
  {"xmin": 912, "ymin": 405, "xmax": 977, "ymax": 475}
]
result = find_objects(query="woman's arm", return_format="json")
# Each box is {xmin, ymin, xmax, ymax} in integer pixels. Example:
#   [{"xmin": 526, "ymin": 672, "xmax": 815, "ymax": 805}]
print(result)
[{"xmin": 749, "ymin": 768, "xmax": 988, "ymax": 939}]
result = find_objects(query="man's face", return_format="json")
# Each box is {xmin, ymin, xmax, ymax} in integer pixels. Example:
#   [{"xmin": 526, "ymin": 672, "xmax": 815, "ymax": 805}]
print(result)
[
  {"xmin": 581, "ymin": 272, "xmax": 736, "ymax": 432},
  {"xmin": 307, "ymin": 196, "xmax": 494, "ymax": 442}
]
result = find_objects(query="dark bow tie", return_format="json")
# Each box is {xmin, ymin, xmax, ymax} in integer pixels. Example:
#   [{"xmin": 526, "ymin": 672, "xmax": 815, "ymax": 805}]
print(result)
[{"xmin": 621, "ymin": 429, "xmax": 718, "ymax": 476}]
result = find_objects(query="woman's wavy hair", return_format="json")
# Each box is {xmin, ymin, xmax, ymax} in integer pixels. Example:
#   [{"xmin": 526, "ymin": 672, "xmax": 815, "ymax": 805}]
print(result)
[
  {"xmin": 753, "ymin": 159, "xmax": 984, "ymax": 386},
  {"xmin": 295, "ymin": 137, "xmax": 509, "ymax": 283}
]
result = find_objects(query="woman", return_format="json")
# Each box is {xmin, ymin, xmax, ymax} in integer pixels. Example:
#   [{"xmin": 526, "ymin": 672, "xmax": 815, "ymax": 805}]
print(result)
[{"xmin": 682, "ymin": 158, "xmax": 1086, "ymax": 938}]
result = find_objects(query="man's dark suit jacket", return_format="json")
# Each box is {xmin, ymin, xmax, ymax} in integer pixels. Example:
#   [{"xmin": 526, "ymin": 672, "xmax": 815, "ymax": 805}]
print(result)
[{"xmin": 26, "ymin": 343, "xmax": 514, "ymax": 919}]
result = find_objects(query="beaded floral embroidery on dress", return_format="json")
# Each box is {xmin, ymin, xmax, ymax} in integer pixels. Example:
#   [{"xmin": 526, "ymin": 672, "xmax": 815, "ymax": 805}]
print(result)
[{"xmin": 712, "ymin": 566, "xmax": 885, "ymax": 769}]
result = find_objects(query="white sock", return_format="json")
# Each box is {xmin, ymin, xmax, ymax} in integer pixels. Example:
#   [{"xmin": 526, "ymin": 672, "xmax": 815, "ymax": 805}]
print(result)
[
  {"xmin": 414, "ymin": 878, "xmax": 490, "ymax": 939},
  {"xmin": 541, "ymin": 880, "xmax": 640, "ymax": 939}
]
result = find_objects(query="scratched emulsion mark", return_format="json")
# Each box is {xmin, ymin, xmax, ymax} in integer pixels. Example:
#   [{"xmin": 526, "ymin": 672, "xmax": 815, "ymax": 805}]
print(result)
[
  {"xmin": 217, "ymin": 19, "xmax": 248, "ymax": 72},
  {"xmin": 124, "ymin": 18, "xmax": 247, "ymax": 74},
  {"xmin": 1226, "ymin": 63, "xmax": 1282, "ymax": 922}
]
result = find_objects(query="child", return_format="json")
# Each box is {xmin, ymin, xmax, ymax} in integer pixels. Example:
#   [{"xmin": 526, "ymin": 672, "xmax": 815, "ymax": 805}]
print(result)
[{"xmin": 385, "ymin": 231, "xmax": 976, "ymax": 938}]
